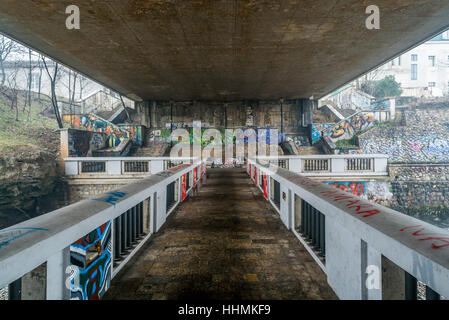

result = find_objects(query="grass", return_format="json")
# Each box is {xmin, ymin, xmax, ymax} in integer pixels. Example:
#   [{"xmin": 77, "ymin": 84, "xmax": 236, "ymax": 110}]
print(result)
[{"xmin": 0, "ymin": 95, "xmax": 59, "ymax": 154}]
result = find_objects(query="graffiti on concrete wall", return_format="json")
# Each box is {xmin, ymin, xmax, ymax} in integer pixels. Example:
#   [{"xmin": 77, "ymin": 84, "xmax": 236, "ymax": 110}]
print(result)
[
  {"xmin": 311, "ymin": 123, "xmax": 335, "ymax": 144},
  {"xmin": 69, "ymin": 221, "xmax": 112, "ymax": 300},
  {"xmin": 63, "ymin": 114, "xmax": 130, "ymax": 148},
  {"xmin": 325, "ymin": 181, "xmax": 393, "ymax": 205},
  {"xmin": 335, "ymin": 148, "xmax": 361, "ymax": 155},
  {"xmin": 361, "ymin": 136, "xmax": 449, "ymax": 162},
  {"xmin": 68, "ymin": 129, "xmax": 107, "ymax": 157},
  {"xmin": 370, "ymin": 98, "xmax": 391, "ymax": 111},
  {"xmin": 119, "ymin": 125, "xmax": 143, "ymax": 146},
  {"xmin": 324, "ymin": 112, "xmax": 375, "ymax": 144}
]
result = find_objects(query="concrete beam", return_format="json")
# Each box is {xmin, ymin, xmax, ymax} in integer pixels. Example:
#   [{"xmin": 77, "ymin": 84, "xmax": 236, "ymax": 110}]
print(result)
[{"xmin": 0, "ymin": 1, "xmax": 449, "ymax": 101}]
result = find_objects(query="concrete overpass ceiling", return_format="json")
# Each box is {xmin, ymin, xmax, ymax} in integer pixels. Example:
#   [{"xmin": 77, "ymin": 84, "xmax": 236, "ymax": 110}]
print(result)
[{"xmin": 0, "ymin": 0, "xmax": 448, "ymax": 101}]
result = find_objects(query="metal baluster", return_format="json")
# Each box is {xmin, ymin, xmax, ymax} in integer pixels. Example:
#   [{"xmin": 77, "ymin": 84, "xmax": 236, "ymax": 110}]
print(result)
[
  {"xmin": 315, "ymin": 211, "xmax": 320, "ymax": 249},
  {"xmin": 405, "ymin": 272, "xmax": 417, "ymax": 300},
  {"xmin": 8, "ymin": 278, "xmax": 21, "ymax": 300},
  {"xmin": 320, "ymin": 213, "xmax": 325, "ymax": 256},
  {"xmin": 114, "ymin": 217, "xmax": 122, "ymax": 260},
  {"xmin": 127, "ymin": 210, "xmax": 132, "ymax": 248},
  {"xmin": 139, "ymin": 202, "xmax": 143, "ymax": 236},
  {"xmin": 121, "ymin": 214, "xmax": 127, "ymax": 253},
  {"xmin": 132, "ymin": 206, "xmax": 137, "ymax": 243},
  {"xmin": 426, "ymin": 286, "xmax": 440, "ymax": 300},
  {"xmin": 300, "ymin": 200, "xmax": 305, "ymax": 234}
]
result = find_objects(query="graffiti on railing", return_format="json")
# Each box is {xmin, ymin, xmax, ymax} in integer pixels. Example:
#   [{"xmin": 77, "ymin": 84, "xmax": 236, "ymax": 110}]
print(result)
[
  {"xmin": 0, "ymin": 227, "xmax": 48, "ymax": 250},
  {"xmin": 93, "ymin": 191, "xmax": 127, "ymax": 207},
  {"xmin": 400, "ymin": 225, "xmax": 449, "ymax": 250},
  {"xmin": 69, "ymin": 221, "xmax": 112, "ymax": 300}
]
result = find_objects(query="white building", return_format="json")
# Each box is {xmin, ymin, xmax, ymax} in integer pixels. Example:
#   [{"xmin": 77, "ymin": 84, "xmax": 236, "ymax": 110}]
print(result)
[
  {"xmin": 1, "ymin": 60, "xmax": 133, "ymax": 113},
  {"xmin": 372, "ymin": 31, "xmax": 449, "ymax": 98}
]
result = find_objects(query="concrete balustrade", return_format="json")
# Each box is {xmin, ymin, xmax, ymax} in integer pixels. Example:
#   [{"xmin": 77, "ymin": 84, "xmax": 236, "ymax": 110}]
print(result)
[
  {"xmin": 248, "ymin": 158, "xmax": 449, "ymax": 300},
  {"xmin": 0, "ymin": 160, "xmax": 206, "ymax": 300},
  {"xmin": 259, "ymin": 154, "xmax": 388, "ymax": 177},
  {"xmin": 64, "ymin": 157, "xmax": 194, "ymax": 177}
]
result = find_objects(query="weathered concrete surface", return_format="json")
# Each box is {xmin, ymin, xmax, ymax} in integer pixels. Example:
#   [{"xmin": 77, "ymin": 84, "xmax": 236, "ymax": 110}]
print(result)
[
  {"xmin": 104, "ymin": 168, "xmax": 336, "ymax": 300},
  {"xmin": 0, "ymin": 1, "xmax": 449, "ymax": 101}
]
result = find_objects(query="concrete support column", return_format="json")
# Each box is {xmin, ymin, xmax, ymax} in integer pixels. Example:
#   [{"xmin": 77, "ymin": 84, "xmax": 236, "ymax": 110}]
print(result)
[
  {"xmin": 331, "ymin": 158, "xmax": 345, "ymax": 173},
  {"xmin": 107, "ymin": 160, "xmax": 121, "ymax": 175},
  {"xmin": 289, "ymin": 158, "xmax": 302, "ymax": 173},
  {"xmin": 46, "ymin": 247, "xmax": 70, "ymax": 300}
]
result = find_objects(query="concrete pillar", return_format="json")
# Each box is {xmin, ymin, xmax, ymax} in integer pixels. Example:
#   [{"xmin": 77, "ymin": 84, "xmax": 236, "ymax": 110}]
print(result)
[
  {"xmin": 21, "ymin": 264, "xmax": 46, "ymax": 300},
  {"xmin": 382, "ymin": 255, "xmax": 405, "ymax": 300},
  {"xmin": 46, "ymin": 247, "xmax": 70, "ymax": 300}
]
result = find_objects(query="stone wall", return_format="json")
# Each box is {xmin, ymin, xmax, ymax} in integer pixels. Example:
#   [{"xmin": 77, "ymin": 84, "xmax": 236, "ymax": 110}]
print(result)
[
  {"xmin": 359, "ymin": 106, "xmax": 449, "ymax": 163},
  {"xmin": 67, "ymin": 183, "xmax": 125, "ymax": 204},
  {"xmin": 388, "ymin": 164, "xmax": 449, "ymax": 228}
]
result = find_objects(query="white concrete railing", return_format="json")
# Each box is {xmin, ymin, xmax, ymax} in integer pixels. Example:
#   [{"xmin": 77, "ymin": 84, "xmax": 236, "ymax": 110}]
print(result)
[
  {"xmin": 0, "ymin": 160, "xmax": 206, "ymax": 300},
  {"xmin": 64, "ymin": 157, "xmax": 194, "ymax": 176},
  {"xmin": 248, "ymin": 158, "xmax": 449, "ymax": 300},
  {"xmin": 260, "ymin": 154, "xmax": 388, "ymax": 177}
]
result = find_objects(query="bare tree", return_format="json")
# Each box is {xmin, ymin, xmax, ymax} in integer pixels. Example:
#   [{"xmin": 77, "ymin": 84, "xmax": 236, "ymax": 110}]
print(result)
[
  {"xmin": 42, "ymin": 57, "xmax": 63, "ymax": 128},
  {"xmin": 3, "ymin": 61, "xmax": 21, "ymax": 121},
  {"xmin": 0, "ymin": 35, "xmax": 20, "ymax": 86}
]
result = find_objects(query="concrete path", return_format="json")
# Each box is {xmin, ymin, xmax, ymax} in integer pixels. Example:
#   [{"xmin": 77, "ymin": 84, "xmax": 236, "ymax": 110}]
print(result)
[{"xmin": 104, "ymin": 168, "xmax": 337, "ymax": 300}]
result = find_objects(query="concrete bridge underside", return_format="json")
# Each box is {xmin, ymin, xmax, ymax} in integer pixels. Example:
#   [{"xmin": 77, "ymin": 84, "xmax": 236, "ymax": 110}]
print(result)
[
  {"xmin": 1, "ymin": 1, "xmax": 449, "ymax": 101},
  {"xmin": 104, "ymin": 168, "xmax": 336, "ymax": 300}
]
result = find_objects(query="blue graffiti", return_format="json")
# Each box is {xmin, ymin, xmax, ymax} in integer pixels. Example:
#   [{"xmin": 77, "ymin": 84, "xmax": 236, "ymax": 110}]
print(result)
[
  {"xmin": 93, "ymin": 191, "xmax": 127, "ymax": 207},
  {"xmin": 0, "ymin": 227, "xmax": 48, "ymax": 249}
]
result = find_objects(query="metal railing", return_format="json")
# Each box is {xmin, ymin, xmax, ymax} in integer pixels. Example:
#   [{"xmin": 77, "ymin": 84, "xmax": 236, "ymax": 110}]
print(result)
[
  {"xmin": 0, "ymin": 160, "xmax": 206, "ymax": 300},
  {"xmin": 248, "ymin": 158, "xmax": 449, "ymax": 300}
]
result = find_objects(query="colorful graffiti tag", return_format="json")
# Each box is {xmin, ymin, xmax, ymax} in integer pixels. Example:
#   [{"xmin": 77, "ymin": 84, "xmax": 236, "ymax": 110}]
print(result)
[
  {"xmin": 63, "ymin": 114, "xmax": 131, "ymax": 148},
  {"xmin": 69, "ymin": 221, "xmax": 112, "ymax": 300},
  {"xmin": 325, "ymin": 181, "xmax": 393, "ymax": 205},
  {"xmin": 323, "ymin": 112, "xmax": 375, "ymax": 144},
  {"xmin": 68, "ymin": 129, "xmax": 107, "ymax": 157},
  {"xmin": 311, "ymin": 123, "xmax": 335, "ymax": 144}
]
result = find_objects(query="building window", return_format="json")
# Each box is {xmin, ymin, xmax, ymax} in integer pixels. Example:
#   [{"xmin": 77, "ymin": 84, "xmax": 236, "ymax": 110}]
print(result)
[
  {"xmin": 411, "ymin": 54, "xmax": 418, "ymax": 62},
  {"xmin": 429, "ymin": 56, "xmax": 436, "ymax": 67},
  {"xmin": 398, "ymin": 56, "xmax": 401, "ymax": 66},
  {"xmin": 411, "ymin": 64, "xmax": 418, "ymax": 80},
  {"xmin": 428, "ymin": 82, "xmax": 436, "ymax": 87},
  {"xmin": 31, "ymin": 73, "xmax": 40, "ymax": 91},
  {"xmin": 392, "ymin": 59, "xmax": 395, "ymax": 66}
]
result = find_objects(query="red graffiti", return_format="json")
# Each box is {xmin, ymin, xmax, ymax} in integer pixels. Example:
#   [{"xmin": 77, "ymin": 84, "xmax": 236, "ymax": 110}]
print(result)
[
  {"xmin": 330, "ymin": 182, "xmax": 364, "ymax": 196},
  {"xmin": 400, "ymin": 225, "xmax": 449, "ymax": 249}
]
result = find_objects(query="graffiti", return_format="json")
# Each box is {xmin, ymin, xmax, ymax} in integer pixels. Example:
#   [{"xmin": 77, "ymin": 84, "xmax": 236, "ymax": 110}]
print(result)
[
  {"xmin": 0, "ymin": 227, "xmax": 48, "ymax": 250},
  {"xmin": 327, "ymin": 182, "xmax": 365, "ymax": 197},
  {"xmin": 335, "ymin": 148, "xmax": 361, "ymax": 155},
  {"xmin": 181, "ymin": 174, "xmax": 187, "ymax": 201},
  {"xmin": 263, "ymin": 173, "xmax": 268, "ymax": 199},
  {"xmin": 63, "ymin": 114, "xmax": 131, "ymax": 148},
  {"xmin": 93, "ymin": 191, "xmax": 127, "ymax": 207},
  {"xmin": 361, "ymin": 136, "xmax": 449, "ymax": 162},
  {"xmin": 70, "ymin": 221, "xmax": 112, "ymax": 300},
  {"xmin": 254, "ymin": 167, "xmax": 257, "ymax": 185},
  {"xmin": 120, "ymin": 125, "xmax": 143, "ymax": 146},
  {"xmin": 370, "ymin": 98, "xmax": 391, "ymax": 111},
  {"xmin": 311, "ymin": 123, "xmax": 335, "ymax": 144},
  {"xmin": 325, "ymin": 181, "xmax": 393, "ymax": 205},
  {"xmin": 400, "ymin": 224, "xmax": 449, "ymax": 250},
  {"xmin": 324, "ymin": 112, "xmax": 375, "ymax": 143}
]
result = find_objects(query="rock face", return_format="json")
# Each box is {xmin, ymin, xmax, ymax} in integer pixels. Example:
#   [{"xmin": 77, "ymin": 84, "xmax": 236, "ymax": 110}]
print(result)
[{"xmin": 0, "ymin": 147, "xmax": 59, "ymax": 211}]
